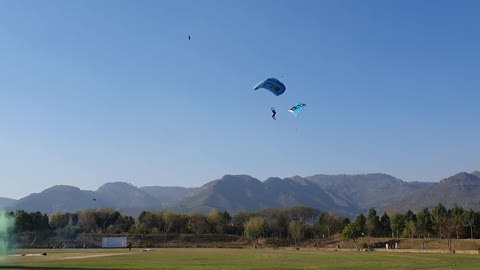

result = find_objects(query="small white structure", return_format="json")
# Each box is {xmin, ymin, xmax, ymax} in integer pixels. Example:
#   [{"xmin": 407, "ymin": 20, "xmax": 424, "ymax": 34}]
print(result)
[{"xmin": 102, "ymin": 237, "xmax": 127, "ymax": 248}]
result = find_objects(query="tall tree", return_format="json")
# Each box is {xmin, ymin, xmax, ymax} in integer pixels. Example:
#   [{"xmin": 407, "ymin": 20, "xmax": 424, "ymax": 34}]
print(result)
[
  {"xmin": 316, "ymin": 212, "xmax": 338, "ymax": 238},
  {"xmin": 162, "ymin": 211, "xmax": 176, "ymax": 235},
  {"xmin": 432, "ymin": 203, "xmax": 448, "ymax": 237},
  {"xmin": 342, "ymin": 223, "xmax": 362, "ymax": 251},
  {"xmin": 95, "ymin": 208, "xmax": 116, "ymax": 233},
  {"xmin": 78, "ymin": 209, "xmax": 97, "ymax": 233},
  {"xmin": 379, "ymin": 213, "xmax": 391, "ymax": 237},
  {"xmin": 390, "ymin": 213, "xmax": 405, "ymax": 238},
  {"xmin": 403, "ymin": 220, "xmax": 417, "ymax": 238},
  {"xmin": 188, "ymin": 213, "xmax": 210, "ymax": 235},
  {"xmin": 207, "ymin": 209, "xmax": 226, "ymax": 234},
  {"xmin": 435, "ymin": 213, "xmax": 463, "ymax": 253},
  {"xmin": 353, "ymin": 214, "xmax": 366, "ymax": 236},
  {"xmin": 244, "ymin": 216, "xmax": 266, "ymax": 247},
  {"xmin": 284, "ymin": 206, "xmax": 320, "ymax": 225},
  {"xmin": 366, "ymin": 208, "xmax": 381, "ymax": 237},
  {"xmin": 137, "ymin": 211, "xmax": 158, "ymax": 234},
  {"xmin": 288, "ymin": 220, "xmax": 305, "ymax": 246},
  {"xmin": 416, "ymin": 208, "xmax": 433, "ymax": 238},
  {"xmin": 15, "ymin": 210, "xmax": 32, "ymax": 233},
  {"xmin": 462, "ymin": 209, "xmax": 475, "ymax": 239},
  {"xmin": 29, "ymin": 212, "xmax": 50, "ymax": 246},
  {"xmin": 404, "ymin": 210, "xmax": 417, "ymax": 223},
  {"xmin": 337, "ymin": 216, "xmax": 351, "ymax": 231},
  {"xmin": 450, "ymin": 206, "xmax": 466, "ymax": 239},
  {"xmin": 49, "ymin": 212, "xmax": 69, "ymax": 230}
]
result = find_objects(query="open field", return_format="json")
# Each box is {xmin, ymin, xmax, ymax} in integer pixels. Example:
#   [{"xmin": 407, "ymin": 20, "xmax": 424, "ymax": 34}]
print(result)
[{"xmin": 2, "ymin": 248, "xmax": 480, "ymax": 270}]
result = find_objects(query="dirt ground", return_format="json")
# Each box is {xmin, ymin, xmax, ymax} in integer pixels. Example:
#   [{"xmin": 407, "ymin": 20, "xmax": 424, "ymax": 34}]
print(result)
[{"xmin": 302, "ymin": 235, "xmax": 480, "ymax": 252}]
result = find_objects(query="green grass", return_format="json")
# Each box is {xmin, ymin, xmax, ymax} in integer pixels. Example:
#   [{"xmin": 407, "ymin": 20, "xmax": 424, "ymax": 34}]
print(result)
[{"xmin": 2, "ymin": 248, "xmax": 480, "ymax": 270}]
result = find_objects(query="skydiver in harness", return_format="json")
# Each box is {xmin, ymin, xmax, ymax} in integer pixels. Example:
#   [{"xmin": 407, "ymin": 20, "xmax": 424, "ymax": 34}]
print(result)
[{"xmin": 271, "ymin": 107, "xmax": 277, "ymax": 120}]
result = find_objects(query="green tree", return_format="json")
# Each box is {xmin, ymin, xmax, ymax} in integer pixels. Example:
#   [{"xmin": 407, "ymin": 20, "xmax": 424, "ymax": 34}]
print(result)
[
  {"xmin": 274, "ymin": 215, "xmax": 289, "ymax": 238},
  {"xmin": 284, "ymin": 206, "xmax": 320, "ymax": 225},
  {"xmin": 288, "ymin": 220, "xmax": 305, "ymax": 246},
  {"xmin": 207, "ymin": 209, "xmax": 226, "ymax": 234},
  {"xmin": 137, "ymin": 211, "xmax": 158, "ymax": 234},
  {"xmin": 416, "ymin": 208, "xmax": 433, "ymax": 238},
  {"xmin": 78, "ymin": 209, "xmax": 97, "ymax": 233},
  {"xmin": 432, "ymin": 203, "xmax": 447, "ymax": 237},
  {"xmin": 390, "ymin": 213, "xmax": 405, "ymax": 238},
  {"xmin": 96, "ymin": 208, "xmax": 116, "ymax": 233},
  {"xmin": 379, "ymin": 213, "xmax": 391, "ymax": 237},
  {"xmin": 162, "ymin": 211, "xmax": 176, "ymax": 234},
  {"xmin": 366, "ymin": 208, "xmax": 381, "ymax": 237},
  {"xmin": 403, "ymin": 220, "xmax": 417, "ymax": 238},
  {"xmin": 462, "ymin": 209, "xmax": 475, "ymax": 239},
  {"xmin": 337, "ymin": 216, "xmax": 351, "ymax": 231},
  {"xmin": 15, "ymin": 210, "xmax": 32, "ymax": 232},
  {"xmin": 404, "ymin": 210, "xmax": 417, "ymax": 223},
  {"xmin": 450, "ymin": 206, "xmax": 465, "ymax": 238},
  {"xmin": 222, "ymin": 211, "xmax": 232, "ymax": 223},
  {"xmin": 188, "ymin": 213, "xmax": 210, "ymax": 235},
  {"xmin": 172, "ymin": 214, "xmax": 190, "ymax": 234},
  {"xmin": 49, "ymin": 211, "xmax": 69, "ymax": 230},
  {"xmin": 341, "ymin": 223, "xmax": 362, "ymax": 251},
  {"xmin": 353, "ymin": 214, "xmax": 366, "ymax": 237},
  {"xmin": 232, "ymin": 212, "xmax": 256, "ymax": 236},
  {"xmin": 316, "ymin": 212, "xmax": 338, "ymax": 238},
  {"xmin": 29, "ymin": 212, "xmax": 50, "ymax": 246},
  {"xmin": 244, "ymin": 216, "xmax": 266, "ymax": 247}
]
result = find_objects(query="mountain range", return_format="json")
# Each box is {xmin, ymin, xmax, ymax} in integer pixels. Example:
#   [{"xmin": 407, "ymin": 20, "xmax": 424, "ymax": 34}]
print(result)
[
  {"xmin": 387, "ymin": 171, "xmax": 480, "ymax": 213},
  {"xmin": 2, "ymin": 171, "xmax": 480, "ymax": 218},
  {"xmin": 0, "ymin": 197, "xmax": 15, "ymax": 208}
]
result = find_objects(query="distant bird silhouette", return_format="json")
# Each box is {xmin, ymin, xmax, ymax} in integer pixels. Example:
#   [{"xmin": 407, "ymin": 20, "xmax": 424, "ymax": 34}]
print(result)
[{"xmin": 188, "ymin": 35, "xmax": 191, "ymax": 40}]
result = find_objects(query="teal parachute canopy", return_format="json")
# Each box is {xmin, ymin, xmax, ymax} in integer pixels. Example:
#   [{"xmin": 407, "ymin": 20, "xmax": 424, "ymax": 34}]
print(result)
[
  {"xmin": 289, "ymin": 103, "xmax": 306, "ymax": 116},
  {"xmin": 253, "ymin": 78, "xmax": 286, "ymax": 96}
]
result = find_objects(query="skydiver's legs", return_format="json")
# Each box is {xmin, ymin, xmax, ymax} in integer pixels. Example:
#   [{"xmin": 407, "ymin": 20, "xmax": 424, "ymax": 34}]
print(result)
[{"xmin": 271, "ymin": 107, "xmax": 276, "ymax": 120}]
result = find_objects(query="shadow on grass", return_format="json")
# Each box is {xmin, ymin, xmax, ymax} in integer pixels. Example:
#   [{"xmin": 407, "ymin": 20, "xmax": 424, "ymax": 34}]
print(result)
[{"xmin": 0, "ymin": 267, "xmax": 115, "ymax": 270}]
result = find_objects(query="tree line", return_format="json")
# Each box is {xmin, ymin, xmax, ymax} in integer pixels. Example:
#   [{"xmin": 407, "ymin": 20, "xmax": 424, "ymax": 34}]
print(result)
[{"xmin": 6, "ymin": 204, "xmax": 480, "ymax": 247}]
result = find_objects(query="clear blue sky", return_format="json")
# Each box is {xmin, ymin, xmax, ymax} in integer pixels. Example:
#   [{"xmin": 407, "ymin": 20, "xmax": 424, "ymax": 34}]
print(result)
[{"xmin": 1, "ymin": 1, "xmax": 479, "ymax": 199}]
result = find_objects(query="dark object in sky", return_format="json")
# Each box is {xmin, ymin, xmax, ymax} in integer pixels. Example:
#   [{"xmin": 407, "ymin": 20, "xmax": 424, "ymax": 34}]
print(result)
[
  {"xmin": 92, "ymin": 198, "xmax": 96, "ymax": 201},
  {"xmin": 271, "ymin": 107, "xmax": 276, "ymax": 120},
  {"xmin": 253, "ymin": 78, "xmax": 286, "ymax": 96},
  {"xmin": 188, "ymin": 35, "xmax": 191, "ymax": 40}
]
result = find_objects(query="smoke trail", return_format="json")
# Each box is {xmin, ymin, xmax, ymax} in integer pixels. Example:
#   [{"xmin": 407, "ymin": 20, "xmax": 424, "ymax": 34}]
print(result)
[{"xmin": 0, "ymin": 210, "xmax": 15, "ymax": 263}]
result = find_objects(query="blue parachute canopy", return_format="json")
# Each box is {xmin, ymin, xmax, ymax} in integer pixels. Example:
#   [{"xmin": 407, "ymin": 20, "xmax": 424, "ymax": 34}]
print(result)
[
  {"xmin": 289, "ymin": 103, "xmax": 306, "ymax": 116},
  {"xmin": 253, "ymin": 78, "xmax": 286, "ymax": 96}
]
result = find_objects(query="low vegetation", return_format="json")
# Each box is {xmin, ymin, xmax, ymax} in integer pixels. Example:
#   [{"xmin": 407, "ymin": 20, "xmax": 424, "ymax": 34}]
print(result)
[{"xmin": 5, "ymin": 204, "xmax": 480, "ymax": 253}]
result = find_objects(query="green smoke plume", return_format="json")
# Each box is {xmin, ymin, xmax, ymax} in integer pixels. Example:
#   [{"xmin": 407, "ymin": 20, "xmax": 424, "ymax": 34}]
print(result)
[{"xmin": 0, "ymin": 210, "xmax": 15, "ymax": 262}]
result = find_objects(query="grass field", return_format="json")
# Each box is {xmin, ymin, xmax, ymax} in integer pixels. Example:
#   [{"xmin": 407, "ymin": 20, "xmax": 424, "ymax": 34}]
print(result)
[{"xmin": 2, "ymin": 248, "xmax": 480, "ymax": 270}]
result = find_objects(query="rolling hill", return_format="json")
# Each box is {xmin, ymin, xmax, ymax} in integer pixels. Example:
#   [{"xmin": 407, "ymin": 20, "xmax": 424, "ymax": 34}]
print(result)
[
  {"xmin": 6, "ymin": 171, "xmax": 479, "ymax": 217},
  {"xmin": 0, "ymin": 197, "xmax": 16, "ymax": 208},
  {"xmin": 389, "ymin": 172, "xmax": 480, "ymax": 213}
]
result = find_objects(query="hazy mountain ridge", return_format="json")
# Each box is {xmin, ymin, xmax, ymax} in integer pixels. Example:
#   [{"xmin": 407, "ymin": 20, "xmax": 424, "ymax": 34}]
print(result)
[
  {"xmin": 140, "ymin": 186, "xmax": 199, "ymax": 205},
  {"xmin": 305, "ymin": 173, "xmax": 430, "ymax": 209},
  {"xmin": 0, "ymin": 197, "xmax": 16, "ymax": 208},
  {"xmin": 6, "ymin": 171, "xmax": 480, "ymax": 217},
  {"xmin": 388, "ymin": 172, "xmax": 480, "ymax": 213},
  {"xmin": 11, "ymin": 185, "xmax": 97, "ymax": 214},
  {"xmin": 7, "ymin": 183, "xmax": 194, "ymax": 216}
]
